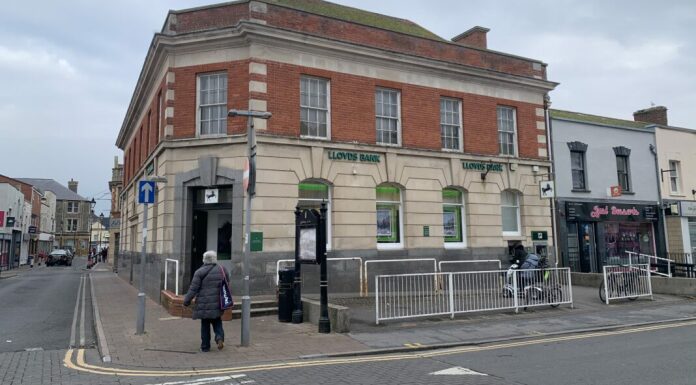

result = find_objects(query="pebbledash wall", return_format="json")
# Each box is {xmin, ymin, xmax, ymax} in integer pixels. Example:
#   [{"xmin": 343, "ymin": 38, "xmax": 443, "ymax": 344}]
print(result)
[{"xmin": 115, "ymin": 0, "xmax": 557, "ymax": 301}]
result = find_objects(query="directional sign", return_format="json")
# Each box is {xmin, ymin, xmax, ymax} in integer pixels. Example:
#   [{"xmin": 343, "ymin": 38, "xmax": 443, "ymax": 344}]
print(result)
[{"xmin": 138, "ymin": 181, "xmax": 155, "ymax": 204}]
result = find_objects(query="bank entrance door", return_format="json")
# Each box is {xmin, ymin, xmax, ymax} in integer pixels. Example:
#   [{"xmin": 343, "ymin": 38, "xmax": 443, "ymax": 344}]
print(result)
[{"xmin": 190, "ymin": 187, "xmax": 233, "ymax": 275}]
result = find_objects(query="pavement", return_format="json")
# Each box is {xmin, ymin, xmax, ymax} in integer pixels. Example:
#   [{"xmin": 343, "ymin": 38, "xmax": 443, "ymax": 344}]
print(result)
[{"xmin": 87, "ymin": 265, "xmax": 696, "ymax": 372}]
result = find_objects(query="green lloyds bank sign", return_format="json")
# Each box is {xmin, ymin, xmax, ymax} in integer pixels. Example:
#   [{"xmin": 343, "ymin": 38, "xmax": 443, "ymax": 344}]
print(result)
[
  {"xmin": 461, "ymin": 161, "xmax": 504, "ymax": 172},
  {"xmin": 328, "ymin": 150, "xmax": 381, "ymax": 163}
]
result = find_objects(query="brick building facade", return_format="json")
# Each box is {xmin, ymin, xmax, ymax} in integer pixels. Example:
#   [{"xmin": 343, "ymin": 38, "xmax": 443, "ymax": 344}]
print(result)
[{"xmin": 116, "ymin": 0, "xmax": 557, "ymax": 299}]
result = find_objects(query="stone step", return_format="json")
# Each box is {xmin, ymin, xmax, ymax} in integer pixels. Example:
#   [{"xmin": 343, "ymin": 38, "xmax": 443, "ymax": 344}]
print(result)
[
  {"xmin": 230, "ymin": 306, "xmax": 278, "ymax": 319},
  {"xmin": 231, "ymin": 299, "xmax": 277, "ymax": 311}
]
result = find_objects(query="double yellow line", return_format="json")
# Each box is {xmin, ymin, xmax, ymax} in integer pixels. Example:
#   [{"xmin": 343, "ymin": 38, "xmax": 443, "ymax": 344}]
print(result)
[{"xmin": 63, "ymin": 319, "xmax": 696, "ymax": 378}]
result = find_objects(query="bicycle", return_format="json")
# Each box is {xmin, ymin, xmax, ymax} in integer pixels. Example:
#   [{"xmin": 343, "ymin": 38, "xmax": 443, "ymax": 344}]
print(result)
[
  {"xmin": 524, "ymin": 268, "xmax": 563, "ymax": 308},
  {"xmin": 599, "ymin": 265, "xmax": 639, "ymax": 303}
]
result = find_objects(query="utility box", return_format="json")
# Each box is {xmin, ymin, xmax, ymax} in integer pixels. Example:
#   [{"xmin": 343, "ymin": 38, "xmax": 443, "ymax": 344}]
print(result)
[{"xmin": 278, "ymin": 268, "xmax": 294, "ymax": 322}]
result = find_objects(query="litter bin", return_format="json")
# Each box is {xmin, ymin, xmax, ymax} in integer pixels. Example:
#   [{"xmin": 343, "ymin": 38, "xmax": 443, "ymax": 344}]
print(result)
[{"xmin": 278, "ymin": 268, "xmax": 295, "ymax": 322}]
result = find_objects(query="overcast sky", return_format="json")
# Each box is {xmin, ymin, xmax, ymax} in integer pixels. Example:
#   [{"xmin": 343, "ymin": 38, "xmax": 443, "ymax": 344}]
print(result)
[{"xmin": 1, "ymin": 0, "xmax": 694, "ymax": 215}]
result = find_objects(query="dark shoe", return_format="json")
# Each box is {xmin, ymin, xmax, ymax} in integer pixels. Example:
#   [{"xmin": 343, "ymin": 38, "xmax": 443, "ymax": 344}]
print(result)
[
  {"xmin": 216, "ymin": 339, "xmax": 224, "ymax": 350},
  {"xmin": 200, "ymin": 348, "xmax": 210, "ymax": 353}
]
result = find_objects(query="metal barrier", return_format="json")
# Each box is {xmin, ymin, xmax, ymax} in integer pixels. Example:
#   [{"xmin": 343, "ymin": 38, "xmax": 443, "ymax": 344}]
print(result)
[
  {"xmin": 375, "ymin": 268, "xmax": 572, "ymax": 324},
  {"xmin": 601, "ymin": 264, "xmax": 653, "ymax": 304},
  {"xmin": 164, "ymin": 258, "xmax": 179, "ymax": 295},
  {"xmin": 275, "ymin": 257, "xmax": 363, "ymax": 292},
  {"xmin": 438, "ymin": 259, "xmax": 501, "ymax": 272},
  {"xmin": 364, "ymin": 258, "xmax": 437, "ymax": 297},
  {"xmin": 625, "ymin": 251, "xmax": 672, "ymax": 277}
]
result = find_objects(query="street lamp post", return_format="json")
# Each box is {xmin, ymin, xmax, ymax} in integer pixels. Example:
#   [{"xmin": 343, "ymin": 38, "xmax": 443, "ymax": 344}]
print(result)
[
  {"xmin": 88, "ymin": 198, "xmax": 96, "ymax": 261},
  {"xmin": 228, "ymin": 109, "xmax": 272, "ymax": 347},
  {"xmin": 136, "ymin": 176, "xmax": 167, "ymax": 335},
  {"xmin": 99, "ymin": 213, "xmax": 104, "ymax": 262}
]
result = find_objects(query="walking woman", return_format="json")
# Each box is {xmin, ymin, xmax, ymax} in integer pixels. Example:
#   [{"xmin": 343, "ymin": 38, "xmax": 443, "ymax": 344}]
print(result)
[{"xmin": 183, "ymin": 250, "xmax": 229, "ymax": 352}]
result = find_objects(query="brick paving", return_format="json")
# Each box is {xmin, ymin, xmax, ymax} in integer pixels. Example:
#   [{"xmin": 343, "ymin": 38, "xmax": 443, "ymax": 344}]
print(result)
[{"xmin": 91, "ymin": 272, "xmax": 369, "ymax": 369}]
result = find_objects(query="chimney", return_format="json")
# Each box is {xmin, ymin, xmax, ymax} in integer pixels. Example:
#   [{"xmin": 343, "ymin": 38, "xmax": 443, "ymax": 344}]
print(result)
[
  {"xmin": 451, "ymin": 26, "xmax": 490, "ymax": 49},
  {"xmin": 633, "ymin": 106, "xmax": 668, "ymax": 126},
  {"xmin": 68, "ymin": 179, "xmax": 78, "ymax": 193}
]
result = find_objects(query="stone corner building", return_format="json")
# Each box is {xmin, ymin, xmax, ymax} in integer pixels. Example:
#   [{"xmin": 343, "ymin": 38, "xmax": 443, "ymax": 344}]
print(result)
[{"xmin": 115, "ymin": 0, "xmax": 557, "ymax": 300}]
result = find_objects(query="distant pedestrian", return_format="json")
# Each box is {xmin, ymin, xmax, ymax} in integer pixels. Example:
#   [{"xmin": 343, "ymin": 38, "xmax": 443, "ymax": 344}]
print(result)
[
  {"xmin": 183, "ymin": 250, "xmax": 230, "ymax": 352},
  {"xmin": 101, "ymin": 247, "xmax": 107, "ymax": 263}
]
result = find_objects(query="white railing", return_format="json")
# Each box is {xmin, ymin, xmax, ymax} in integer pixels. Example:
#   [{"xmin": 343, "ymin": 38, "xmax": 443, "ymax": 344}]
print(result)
[
  {"xmin": 625, "ymin": 251, "xmax": 672, "ymax": 278},
  {"xmin": 438, "ymin": 259, "xmax": 501, "ymax": 272},
  {"xmin": 375, "ymin": 268, "xmax": 572, "ymax": 324},
  {"xmin": 164, "ymin": 258, "xmax": 179, "ymax": 296},
  {"xmin": 364, "ymin": 258, "xmax": 437, "ymax": 297},
  {"xmin": 601, "ymin": 264, "xmax": 653, "ymax": 304},
  {"xmin": 275, "ymin": 257, "xmax": 363, "ymax": 292}
]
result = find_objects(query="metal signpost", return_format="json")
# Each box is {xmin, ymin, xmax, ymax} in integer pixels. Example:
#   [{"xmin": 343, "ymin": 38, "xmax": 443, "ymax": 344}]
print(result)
[
  {"xmin": 228, "ymin": 109, "xmax": 272, "ymax": 347},
  {"xmin": 136, "ymin": 180, "xmax": 155, "ymax": 335}
]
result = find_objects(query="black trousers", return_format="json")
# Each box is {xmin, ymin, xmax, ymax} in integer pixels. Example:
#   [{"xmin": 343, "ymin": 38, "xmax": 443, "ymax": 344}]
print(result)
[{"xmin": 200, "ymin": 317, "xmax": 224, "ymax": 351}]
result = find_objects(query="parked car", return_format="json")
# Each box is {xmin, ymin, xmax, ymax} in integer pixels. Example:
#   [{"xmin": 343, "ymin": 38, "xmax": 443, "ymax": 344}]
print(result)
[{"xmin": 47, "ymin": 249, "xmax": 73, "ymax": 267}]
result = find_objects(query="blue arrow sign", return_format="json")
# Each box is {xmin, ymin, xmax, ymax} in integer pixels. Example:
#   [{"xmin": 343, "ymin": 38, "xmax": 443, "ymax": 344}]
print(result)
[{"xmin": 138, "ymin": 181, "xmax": 155, "ymax": 204}]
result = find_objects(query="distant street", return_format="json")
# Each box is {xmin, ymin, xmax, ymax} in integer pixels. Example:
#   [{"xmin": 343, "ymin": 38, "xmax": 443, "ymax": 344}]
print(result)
[{"xmin": 0, "ymin": 257, "xmax": 94, "ymax": 352}]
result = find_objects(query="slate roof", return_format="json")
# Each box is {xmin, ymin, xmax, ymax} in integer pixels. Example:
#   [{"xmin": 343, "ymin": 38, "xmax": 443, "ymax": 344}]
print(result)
[
  {"xmin": 15, "ymin": 178, "xmax": 89, "ymax": 201},
  {"xmin": 263, "ymin": 0, "xmax": 444, "ymax": 41},
  {"xmin": 550, "ymin": 109, "xmax": 648, "ymax": 130}
]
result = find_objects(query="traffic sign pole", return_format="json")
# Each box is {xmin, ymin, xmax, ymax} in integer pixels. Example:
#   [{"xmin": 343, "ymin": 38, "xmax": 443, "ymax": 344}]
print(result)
[{"xmin": 136, "ymin": 201, "xmax": 148, "ymax": 335}]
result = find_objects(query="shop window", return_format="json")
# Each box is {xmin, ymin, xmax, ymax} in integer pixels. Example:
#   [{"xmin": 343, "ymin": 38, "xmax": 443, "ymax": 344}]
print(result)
[
  {"xmin": 443, "ymin": 188, "xmax": 466, "ymax": 248},
  {"xmin": 613, "ymin": 146, "xmax": 632, "ymax": 192},
  {"xmin": 497, "ymin": 106, "xmax": 517, "ymax": 156},
  {"xmin": 669, "ymin": 160, "xmax": 681, "ymax": 194},
  {"xmin": 501, "ymin": 190, "xmax": 520, "ymax": 235},
  {"xmin": 300, "ymin": 76, "xmax": 330, "ymax": 139},
  {"xmin": 441, "ymin": 98, "xmax": 462, "ymax": 150},
  {"xmin": 298, "ymin": 181, "xmax": 331, "ymax": 250},
  {"xmin": 197, "ymin": 72, "xmax": 228, "ymax": 136},
  {"xmin": 376, "ymin": 185, "xmax": 402, "ymax": 248},
  {"xmin": 375, "ymin": 88, "xmax": 400, "ymax": 146}
]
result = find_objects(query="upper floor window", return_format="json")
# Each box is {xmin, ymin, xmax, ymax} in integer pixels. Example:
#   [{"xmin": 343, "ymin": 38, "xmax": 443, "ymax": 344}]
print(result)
[
  {"xmin": 613, "ymin": 146, "xmax": 632, "ymax": 192},
  {"xmin": 669, "ymin": 160, "xmax": 681, "ymax": 194},
  {"xmin": 197, "ymin": 72, "xmax": 227, "ymax": 136},
  {"xmin": 67, "ymin": 201, "xmax": 79, "ymax": 213},
  {"xmin": 300, "ymin": 76, "xmax": 329, "ymax": 139},
  {"xmin": 441, "ymin": 98, "xmax": 462, "ymax": 150},
  {"xmin": 571, "ymin": 151, "xmax": 587, "ymax": 190},
  {"xmin": 67, "ymin": 219, "xmax": 78, "ymax": 232},
  {"xmin": 376, "ymin": 185, "xmax": 402, "ymax": 249},
  {"xmin": 501, "ymin": 190, "xmax": 521, "ymax": 236},
  {"xmin": 375, "ymin": 88, "xmax": 400, "ymax": 146},
  {"xmin": 497, "ymin": 106, "xmax": 517, "ymax": 156}
]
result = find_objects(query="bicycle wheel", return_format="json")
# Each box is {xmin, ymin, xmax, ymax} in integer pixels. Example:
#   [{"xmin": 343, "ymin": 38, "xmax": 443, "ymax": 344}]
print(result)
[
  {"xmin": 548, "ymin": 287, "xmax": 563, "ymax": 308},
  {"xmin": 525, "ymin": 287, "xmax": 543, "ymax": 306},
  {"xmin": 599, "ymin": 281, "xmax": 606, "ymax": 303}
]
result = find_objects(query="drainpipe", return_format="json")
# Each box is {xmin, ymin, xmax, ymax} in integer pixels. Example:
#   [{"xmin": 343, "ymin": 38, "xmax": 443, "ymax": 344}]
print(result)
[
  {"xmin": 650, "ymin": 143, "xmax": 669, "ymax": 256},
  {"xmin": 544, "ymin": 94, "xmax": 560, "ymax": 266}
]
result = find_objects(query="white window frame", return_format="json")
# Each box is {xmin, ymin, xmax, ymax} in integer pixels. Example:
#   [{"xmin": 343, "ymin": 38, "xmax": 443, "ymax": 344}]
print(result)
[
  {"xmin": 440, "ymin": 98, "xmax": 463, "ymax": 151},
  {"xmin": 375, "ymin": 88, "xmax": 401, "ymax": 146},
  {"xmin": 300, "ymin": 76, "xmax": 331, "ymax": 140},
  {"xmin": 501, "ymin": 190, "xmax": 521, "ymax": 236},
  {"xmin": 67, "ymin": 218, "xmax": 78, "ymax": 232},
  {"xmin": 497, "ymin": 106, "xmax": 518, "ymax": 157},
  {"xmin": 443, "ymin": 189, "xmax": 467, "ymax": 249},
  {"xmin": 298, "ymin": 182, "xmax": 332, "ymax": 251},
  {"xmin": 196, "ymin": 72, "xmax": 228, "ymax": 137},
  {"xmin": 669, "ymin": 160, "xmax": 681, "ymax": 194},
  {"xmin": 376, "ymin": 186, "xmax": 404, "ymax": 250},
  {"xmin": 67, "ymin": 201, "xmax": 79, "ymax": 214}
]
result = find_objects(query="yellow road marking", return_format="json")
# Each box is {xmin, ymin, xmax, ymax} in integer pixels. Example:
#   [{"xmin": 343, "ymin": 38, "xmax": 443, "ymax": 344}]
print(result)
[{"xmin": 63, "ymin": 319, "xmax": 696, "ymax": 377}]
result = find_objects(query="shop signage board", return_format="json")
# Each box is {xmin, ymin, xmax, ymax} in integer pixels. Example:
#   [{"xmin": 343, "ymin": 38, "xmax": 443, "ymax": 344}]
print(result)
[
  {"xmin": 461, "ymin": 161, "xmax": 504, "ymax": 172},
  {"xmin": 204, "ymin": 189, "xmax": 219, "ymax": 204},
  {"xmin": 679, "ymin": 201, "xmax": 696, "ymax": 217},
  {"xmin": 327, "ymin": 150, "xmax": 381, "ymax": 163},
  {"xmin": 250, "ymin": 232, "xmax": 263, "ymax": 252},
  {"xmin": 423, "ymin": 225, "xmax": 430, "ymax": 237},
  {"xmin": 609, "ymin": 185, "xmax": 622, "ymax": 197},
  {"xmin": 28, "ymin": 226, "xmax": 37, "ymax": 234},
  {"xmin": 0, "ymin": 211, "xmax": 4, "ymax": 227},
  {"xmin": 539, "ymin": 181, "xmax": 555, "ymax": 199},
  {"xmin": 565, "ymin": 202, "xmax": 658, "ymax": 222},
  {"xmin": 6, "ymin": 217, "xmax": 15, "ymax": 227}
]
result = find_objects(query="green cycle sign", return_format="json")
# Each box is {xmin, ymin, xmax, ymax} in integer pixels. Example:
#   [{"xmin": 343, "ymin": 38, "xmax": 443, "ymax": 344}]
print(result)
[
  {"xmin": 327, "ymin": 150, "xmax": 381, "ymax": 163},
  {"xmin": 461, "ymin": 161, "xmax": 504, "ymax": 172}
]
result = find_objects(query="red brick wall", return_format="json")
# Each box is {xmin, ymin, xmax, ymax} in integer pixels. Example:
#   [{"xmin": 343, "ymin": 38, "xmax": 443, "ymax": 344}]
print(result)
[{"xmin": 171, "ymin": 2, "xmax": 544, "ymax": 80}]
